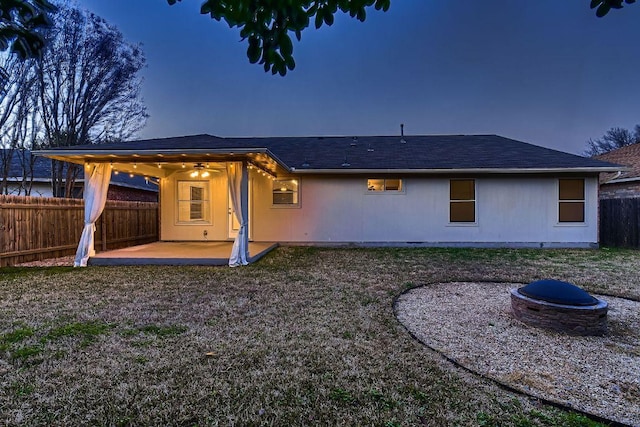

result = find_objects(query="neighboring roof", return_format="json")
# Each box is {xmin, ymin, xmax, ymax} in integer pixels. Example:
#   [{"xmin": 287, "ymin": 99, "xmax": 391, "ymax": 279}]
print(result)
[
  {"xmin": 594, "ymin": 143, "xmax": 640, "ymax": 184},
  {"xmin": 1, "ymin": 149, "xmax": 157, "ymax": 192},
  {"xmin": 35, "ymin": 134, "xmax": 621, "ymax": 174}
]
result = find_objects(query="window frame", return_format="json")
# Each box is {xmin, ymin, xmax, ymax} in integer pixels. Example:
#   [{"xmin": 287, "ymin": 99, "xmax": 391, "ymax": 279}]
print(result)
[
  {"xmin": 272, "ymin": 177, "xmax": 300, "ymax": 208},
  {"xmin": 366, "ymin": 178, "xmax": 405, "ymax": 194},
  {"xmin": 557, "ymin": 178, "xmax": 586, "ymax": 224},
  {"xmin": 449, "ymin": 179, "xmax": 477, "ymax": 225},
  {"xmin": 176, "ymin": 180, "xmax": 211, "ymax": 224}
]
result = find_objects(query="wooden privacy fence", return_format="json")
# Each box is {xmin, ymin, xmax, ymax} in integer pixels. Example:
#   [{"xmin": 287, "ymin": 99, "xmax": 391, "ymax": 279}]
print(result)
[
  {"xmin": 600, "ymin": 198, "xmax": 640, "ymax": 248},
  {"xmin": 0, "ymin": 195, "xmax": 158, "ymax": 267}
]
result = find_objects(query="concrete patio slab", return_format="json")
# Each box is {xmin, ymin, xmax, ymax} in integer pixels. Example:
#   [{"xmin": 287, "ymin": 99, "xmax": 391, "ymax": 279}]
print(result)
[{"xmin": 88, "ymin": 241, "xmax": 278, "ymax": 266}]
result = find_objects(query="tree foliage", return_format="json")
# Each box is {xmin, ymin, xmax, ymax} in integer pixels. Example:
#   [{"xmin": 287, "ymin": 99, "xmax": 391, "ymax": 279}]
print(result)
[
  {"xmin": 590, "ymin": 0, "xmax": 636, "ymax": 17},
  {"xmin": 0, "ymin": 0, "xmax": 56, "ymax": 84},
  {"xmin": 167, "ymin": 0, "xmax": 390, "ymax": 76},
  {"xmin": 584, "ymin": 125, "xmax": 640, "ymax": 156}
]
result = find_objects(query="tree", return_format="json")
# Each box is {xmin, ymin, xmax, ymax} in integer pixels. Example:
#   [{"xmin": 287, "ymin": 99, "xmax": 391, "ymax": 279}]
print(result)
[
  {"xmin": 584, "ymin": 125, "xmax": 640, "ymax": 156},
  {"xmin": 0, "ymin": 53, "xmax": 40, "ymax": 195},
  {"xmin": 0, "ymin": 3, "xmax": 147, "ymax": 198},
  {"xmin": 0, "ymin": 0, "xmax": 56, "ymax": 85},
  {"xmin": 590, "ymin": 0, "xmax": 636, "ymax": 17},
  {"xmin": 36, "ymin": 4, "xmax": 148, "ymax": 197},
  {"xmin": 167, "ymin": 0, "xmax": 636, "ymax": 76}
]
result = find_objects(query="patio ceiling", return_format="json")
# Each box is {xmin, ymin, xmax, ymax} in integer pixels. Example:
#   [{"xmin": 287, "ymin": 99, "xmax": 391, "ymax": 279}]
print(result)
[{"xmin": 36, "ymin": 148, "xmax": 289, "ymax": 179}]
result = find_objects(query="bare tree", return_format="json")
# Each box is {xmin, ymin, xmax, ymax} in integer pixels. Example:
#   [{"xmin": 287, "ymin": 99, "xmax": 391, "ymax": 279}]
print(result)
[
  {"xmin": 0, "ymin": 53, "xmax": 40, "ymax": 195},
  {"xmin": 584, "ymin": 126, "xmax": 640, "ymax": 156},
  {"xmin": 36, "ymin": 4, "xmax": 147, "ymax": 197}
]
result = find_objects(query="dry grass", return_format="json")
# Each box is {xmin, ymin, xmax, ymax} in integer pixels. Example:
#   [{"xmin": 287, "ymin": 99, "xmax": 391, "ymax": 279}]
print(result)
[{"xmin": 1, "ymin": 247, "xmax": 637, "ymax": 426}]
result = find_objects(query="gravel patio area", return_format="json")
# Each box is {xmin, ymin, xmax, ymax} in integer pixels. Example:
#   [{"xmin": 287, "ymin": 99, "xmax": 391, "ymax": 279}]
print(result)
[{"xmin": 395, "ymin": 281, "xmax": 640, "ymax": 426}]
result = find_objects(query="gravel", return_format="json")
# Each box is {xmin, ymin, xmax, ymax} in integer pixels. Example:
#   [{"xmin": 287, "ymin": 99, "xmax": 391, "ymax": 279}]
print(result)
[{"xmin": 395, "ymin": 281, "xmax": 640, "ymax": 426}]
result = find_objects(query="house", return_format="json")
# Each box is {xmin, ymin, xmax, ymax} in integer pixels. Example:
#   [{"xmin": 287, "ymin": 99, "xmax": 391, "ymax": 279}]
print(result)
[
  {"xmin": 1, "ymin": 149, "xmax": 158, "ymax": 201},
  {"xmin": 594, "ymin": 143, "xmax": 640, "ymax": 199},
  {"xmin": 35, "ymin": 134, "xmax": 620, "ymax": 266}
]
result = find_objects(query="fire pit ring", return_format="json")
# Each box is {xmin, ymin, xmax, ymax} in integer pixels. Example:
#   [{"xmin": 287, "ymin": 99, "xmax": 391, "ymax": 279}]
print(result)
[{"xmin": 511, "ymin": 279, "xmax": 608, "ymax": 336}]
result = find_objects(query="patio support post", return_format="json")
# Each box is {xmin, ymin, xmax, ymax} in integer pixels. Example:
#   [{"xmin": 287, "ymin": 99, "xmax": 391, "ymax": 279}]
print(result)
[
  {"xmin": 227, "ymin": 161, "xmax": 249, "ymax": 266},
  {"xmin": 74, "ymin": 163, "xmax": 111, "ymax": 267}
]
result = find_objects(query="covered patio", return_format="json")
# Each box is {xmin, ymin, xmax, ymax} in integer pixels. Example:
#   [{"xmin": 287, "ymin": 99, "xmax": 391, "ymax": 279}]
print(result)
[
  {"xmin": 88, "ymin": 241, "xmax": 278, "ymax": 266},
  {"xmin": 35, "ymin": 136, "xmax": 290, "ymax": 268}
]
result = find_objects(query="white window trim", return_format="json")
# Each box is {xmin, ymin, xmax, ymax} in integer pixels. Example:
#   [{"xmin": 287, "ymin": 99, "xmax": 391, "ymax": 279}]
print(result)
[
  {"xmin": 271, "ymin": 177, "xmax": 301, "ymax": 208},
  {"xmin": 176, "ymin": 180, "xmax": 212, "ymax": 225},
  {"xmin": 448, "ymin": 179, "xmax": 478, "ymax": 226},
  {"xmin": 365, "ymin": 178, "xmax": 406, "ymax": 194},
  {"xmin": 556, "ymin": 178, "xmax": 588, "ymax": 227}
]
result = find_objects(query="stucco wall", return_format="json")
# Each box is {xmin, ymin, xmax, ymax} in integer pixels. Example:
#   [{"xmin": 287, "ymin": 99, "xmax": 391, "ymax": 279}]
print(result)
[
  {"xmin": 159, "ymin": 168, "xmax": 600, "ymax": 246},
  {"xmin": 160, "ymin": 170, "xmax": 228, "ymax": 241}
]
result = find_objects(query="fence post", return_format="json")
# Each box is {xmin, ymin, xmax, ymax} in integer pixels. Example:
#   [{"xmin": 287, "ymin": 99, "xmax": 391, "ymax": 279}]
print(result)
[{"xmin": 101, "ymin": 213, "xmax": 107, "ymax": 252}]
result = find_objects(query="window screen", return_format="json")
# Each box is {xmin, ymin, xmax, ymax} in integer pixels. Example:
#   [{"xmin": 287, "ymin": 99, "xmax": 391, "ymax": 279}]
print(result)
[
  {"xmin": 559, "ymin": 179, "xmax": 584, "ymax": 223},
  {"xmin": 450, "ymin": 179, "xmax": 475, "ymax": 222}
]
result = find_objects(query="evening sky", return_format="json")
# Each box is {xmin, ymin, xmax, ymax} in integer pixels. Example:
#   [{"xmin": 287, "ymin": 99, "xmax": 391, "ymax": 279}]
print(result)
[{"xmin": 76, "ymin": 0, "xmax": 639, "ymax": 154}]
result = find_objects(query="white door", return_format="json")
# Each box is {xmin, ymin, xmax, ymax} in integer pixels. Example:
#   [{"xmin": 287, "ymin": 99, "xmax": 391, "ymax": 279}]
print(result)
[{"xmin": 228, "ymin": 179, "xmax": 252, "ymax": 239}]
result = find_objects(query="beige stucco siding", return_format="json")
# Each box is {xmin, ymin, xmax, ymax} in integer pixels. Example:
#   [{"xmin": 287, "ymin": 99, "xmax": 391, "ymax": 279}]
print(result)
[{"xmin": 160, "ymin": 170, "xmax": 228, "ymax": 241}]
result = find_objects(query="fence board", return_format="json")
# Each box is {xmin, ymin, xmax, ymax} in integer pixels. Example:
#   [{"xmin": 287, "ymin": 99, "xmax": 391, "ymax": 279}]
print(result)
[
  {"xmin": 600, "ymin": 198, "xmax": 640, "ymax": 248},
  {"xmin": 0, "ymin": 195, "xmax": 158, "ymax": 266}
]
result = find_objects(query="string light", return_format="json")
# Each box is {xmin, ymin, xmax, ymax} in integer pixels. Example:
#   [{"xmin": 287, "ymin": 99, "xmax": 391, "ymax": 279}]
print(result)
[{"xmin": 247, "ymin": 162, "xmax": 276, "ymax": 179}]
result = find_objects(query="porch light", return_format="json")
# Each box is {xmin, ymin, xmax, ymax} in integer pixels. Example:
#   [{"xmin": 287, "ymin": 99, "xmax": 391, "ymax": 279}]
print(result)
[
  {"xmin": 114, "ymin": 170, "xmax": 119, "ymax": 175},
  {"xmin": 129, "ymin": 173, "xmax": 134, "ymax": 178},
  {"xmin": 133, "ymin": 162, "xmax": 137, "ymax": 169},
  {"xmin": 182, "ymin": 162, "xmax": 186, "ymax": 168}
]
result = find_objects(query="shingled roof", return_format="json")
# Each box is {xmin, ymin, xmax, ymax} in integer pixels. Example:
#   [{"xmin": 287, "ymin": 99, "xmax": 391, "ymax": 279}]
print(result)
[
  {"xmin": 594, "ymin": 143, "xmax": 640, "ymax": 183},
  {"xmin": 36, "ymin": 134, "xmax": 620, "ymax": 173}
]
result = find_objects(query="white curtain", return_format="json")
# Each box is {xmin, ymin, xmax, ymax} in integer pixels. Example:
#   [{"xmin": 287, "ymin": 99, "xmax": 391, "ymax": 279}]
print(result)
[
  {"xmin": 227, "ymin": 161, "xmax": 248, "ymax": 267},
  {"xmin": 74, "ymin": 163, "xmax": 111, "ymax": 267}
]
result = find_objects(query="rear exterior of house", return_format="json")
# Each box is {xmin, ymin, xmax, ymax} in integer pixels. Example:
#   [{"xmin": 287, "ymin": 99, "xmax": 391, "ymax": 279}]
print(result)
[{"xmin": 36, "ymin": 134, "xmax": 619, "ymax": 255}]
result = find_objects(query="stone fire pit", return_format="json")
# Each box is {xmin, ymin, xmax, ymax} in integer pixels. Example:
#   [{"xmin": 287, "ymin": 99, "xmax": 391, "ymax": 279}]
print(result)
[{"xmin": 511, "ymin": 279, "xmax": 608, "ymax": 336}]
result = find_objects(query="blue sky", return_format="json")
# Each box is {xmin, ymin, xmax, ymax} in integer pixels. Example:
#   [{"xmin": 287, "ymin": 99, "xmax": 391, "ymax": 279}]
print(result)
[{"xmin": 76, "ymin": 0, "xmax": 639, "ymax": 154}]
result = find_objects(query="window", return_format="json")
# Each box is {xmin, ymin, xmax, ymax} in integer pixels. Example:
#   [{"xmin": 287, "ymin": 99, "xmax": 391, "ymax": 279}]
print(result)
[
  {"xmin": 273, "ymin": 178, "xmax": 299, "ymax": 206},
  {"xmin": 450, "ymin": 179, "xmax": 475, "ymax": 223},
  {"xmin": 367, "ymin": 178, "xmax": 404, "ymax": 192},
  {"xmin": 178, "ymin": 181, "xmax": 210, "ymax": 223},
  {"xmin": 558, "ymin": 179, "xmax": 585, "ymax": 223}
]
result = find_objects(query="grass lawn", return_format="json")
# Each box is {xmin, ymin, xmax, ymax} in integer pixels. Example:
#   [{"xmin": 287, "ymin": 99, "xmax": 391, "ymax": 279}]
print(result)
[{"xmin": 0, "ymin": 247, "xmax": 638, "ymax": 426}]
